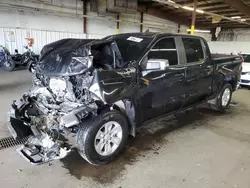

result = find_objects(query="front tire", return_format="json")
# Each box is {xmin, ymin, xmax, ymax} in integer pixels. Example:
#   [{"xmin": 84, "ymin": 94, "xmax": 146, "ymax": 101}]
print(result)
[
  {"xmin": 3, "ymin": 59, "xmax": 15, "ymax": 71},
  {"xmin": 76, "ymin": 110, "xmax": 129, "ymax": 165}
]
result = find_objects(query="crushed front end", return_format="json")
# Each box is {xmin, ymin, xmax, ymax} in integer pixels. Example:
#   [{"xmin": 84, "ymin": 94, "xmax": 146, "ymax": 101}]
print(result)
[
  {"xmin": 7, "ymin": 39, "xmax": 98, "ymax": 165},
  {"xmin": 8, "ymin": 72, "xmax": 98, "ymax": 164},
  {"xmin": 7, "ymin": 37, "xmax": 140, "ymax": 165}
]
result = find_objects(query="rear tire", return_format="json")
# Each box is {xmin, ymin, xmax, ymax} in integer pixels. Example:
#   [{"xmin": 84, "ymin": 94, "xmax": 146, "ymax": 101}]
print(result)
[
  {"xmin": 76, "ymin": 110, "xmax": 129, "ymax": 165},
  {"xmin": 213, "ymin": 83, "xmax": 232, "ymax": 112}
]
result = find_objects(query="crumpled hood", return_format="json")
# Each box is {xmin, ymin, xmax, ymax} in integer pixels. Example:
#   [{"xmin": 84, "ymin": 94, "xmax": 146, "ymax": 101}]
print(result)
[{"xmin": 37, "ymin": 38, "xmax": 95, "ymax": 76}]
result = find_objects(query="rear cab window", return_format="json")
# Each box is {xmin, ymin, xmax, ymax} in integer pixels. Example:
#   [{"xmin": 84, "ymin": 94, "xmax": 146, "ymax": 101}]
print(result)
[{"xmin": 182, "ymin": 37, "xmax": 205, "ymax": 64}]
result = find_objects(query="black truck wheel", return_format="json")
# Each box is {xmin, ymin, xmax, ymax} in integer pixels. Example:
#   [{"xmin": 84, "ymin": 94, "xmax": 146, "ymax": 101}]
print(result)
[
  {"xmin": 3, "ymin": 60, "xmax": 15, "ymax": 71},
  {"xmin": 76, "ymin": 110, "xmax": 129, "ymax": 165},
  {"xmin": 214, "ymin": 83, "xmax": 232, "ymax": 112}
]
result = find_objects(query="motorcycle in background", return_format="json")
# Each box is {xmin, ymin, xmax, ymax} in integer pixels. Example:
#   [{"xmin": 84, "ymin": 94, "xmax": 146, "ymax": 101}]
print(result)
[
  {"xmin": 0, "ymin": 45, "xmax": 39, "ymax": 71},
  {"xmin": 0, "ymin": 45, "xmax": 13, "ymax": 71}
]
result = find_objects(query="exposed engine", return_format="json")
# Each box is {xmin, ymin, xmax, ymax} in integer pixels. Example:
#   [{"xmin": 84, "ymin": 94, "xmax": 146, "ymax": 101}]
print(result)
[
  {"xmin": 9, "ymin": 66, "xmax": 99, "ymax": 164},
  {"xmin": 31, "ymin": 69, "xmax": 97, "ymax": 124}
]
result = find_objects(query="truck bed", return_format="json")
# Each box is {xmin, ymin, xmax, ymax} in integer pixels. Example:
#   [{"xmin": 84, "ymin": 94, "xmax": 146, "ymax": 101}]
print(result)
[{"xmin": 212, "ymin": 54, "xmax": 241, "ymax": 63}]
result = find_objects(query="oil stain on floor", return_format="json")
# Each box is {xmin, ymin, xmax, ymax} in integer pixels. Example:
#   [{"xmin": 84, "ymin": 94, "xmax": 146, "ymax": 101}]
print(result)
[{"xmin": 60, "ymin": 103, "xmax": 243, "ymax": 184}]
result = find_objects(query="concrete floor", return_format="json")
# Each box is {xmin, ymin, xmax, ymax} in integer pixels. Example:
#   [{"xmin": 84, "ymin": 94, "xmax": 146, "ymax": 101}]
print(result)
[{"xmin": 1, "ymin": 69, "xmax": 250, "ymax": 188}]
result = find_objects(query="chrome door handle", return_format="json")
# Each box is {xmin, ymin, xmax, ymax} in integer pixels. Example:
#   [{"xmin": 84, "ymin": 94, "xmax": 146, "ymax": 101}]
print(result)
[
  {"xmin": 169, "ymin": 67, "xmax": 186, "ymax": 70},
  {"xmin": 151, "ymin": 73, "xmax": 168, "ymax": 80}
]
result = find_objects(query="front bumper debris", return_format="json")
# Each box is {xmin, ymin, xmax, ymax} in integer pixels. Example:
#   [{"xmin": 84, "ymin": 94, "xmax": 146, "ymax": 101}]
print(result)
[
  {"xmin": 17, "ymin": 134, "xmax": 71, "ymax": 165},
  {"xmin": 8, "ymin": 98, "xmax": 71, "ymax": 165},
  {"xmin": 7, "ymin": 100, "xmax": 32, "ymax": 139}
]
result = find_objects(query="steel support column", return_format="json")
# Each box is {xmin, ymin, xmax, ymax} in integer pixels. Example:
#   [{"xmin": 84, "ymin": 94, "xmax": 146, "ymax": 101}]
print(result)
[
  {"xmin": 83, "ymin": 0, "xmax": 87, "ymax": 34},
  {"xmin": 190, "ymin": 0, "xmax": 198, "ymax": 35},
  {"xmin": 140, "ymin": 12, "xmax": 144, "ymax": 32},
  {"xmin": 116, "ymin": 14, "xmax": 120, "ymax": 34}
]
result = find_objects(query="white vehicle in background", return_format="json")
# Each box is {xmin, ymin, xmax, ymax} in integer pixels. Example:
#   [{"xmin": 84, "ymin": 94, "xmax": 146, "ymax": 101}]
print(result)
[{"xmin": 240, "ymin": 53, "xmax": 250, "ymax": 88}]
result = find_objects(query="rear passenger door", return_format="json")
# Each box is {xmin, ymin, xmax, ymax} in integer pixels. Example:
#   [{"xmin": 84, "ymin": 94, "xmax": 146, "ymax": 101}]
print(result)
[{"xmin": 181, "ymin": 37, "xmax": 213, "ymax": 107}]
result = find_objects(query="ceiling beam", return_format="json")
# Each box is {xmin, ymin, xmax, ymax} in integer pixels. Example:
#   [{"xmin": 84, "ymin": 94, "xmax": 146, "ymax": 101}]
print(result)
[
  {"xmin": 138, "ymin": 3, "xmax": 206, "ymax": 28},
  {"xmin": 223, "ymin": 0, "xmax": 250, "ymax": 17},
  {"xmin": 200, "ymin": 22, "xmax": 249, "ymax": 28},
  {"xmin": 198, "ymin": 2, "xmax": 225, "ymax": 9},
  {"xmin": 201, "ymin": 4, "xmax": 230, "ymax": 11},
  {"xmin": 205, "ymin": 7, "xmax": 233, "ymax": 12},
  {"xmin": 176, "ymin": 0, "xmax": 224, "ymax": 7}
]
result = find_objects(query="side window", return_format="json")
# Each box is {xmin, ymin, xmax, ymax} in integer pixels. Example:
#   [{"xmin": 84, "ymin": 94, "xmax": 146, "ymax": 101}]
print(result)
[
  {"xmin": 182, "ymin": 38, "xmax": 204, "ymax": 63},
  {"xmin": 148, "ymin": 38, "xmax": 178, "ymax": 66}
]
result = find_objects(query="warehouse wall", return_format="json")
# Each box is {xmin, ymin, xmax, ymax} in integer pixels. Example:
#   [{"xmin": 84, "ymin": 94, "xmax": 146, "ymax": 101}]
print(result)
[
  {"xmin": 208, "ymin": 42, "xmax": 250, "ymax": 54},
  {"xmin": 205, "ymin": 28, "xmax": 250, "ymax": 54},
  {"xmin": 208, "ymin": 29, "xmax": 250, "ymax": 53},
  {"xmin": 217, "ymin": 28, "xmax": 250, "ymax": 41},
  {"xmin": 0, "ymin": 28, "xmax": 86, "ymax": 54},
  {"xmin": 0, "ymin": 2, "xmax": 212, "ymax": 54},
  {"xmin": 0, "ymin": 10, "xmax": 83, "ymax": 33},
  {"xmin": 0, "ymin": 10, "xmax": 187, "ymax": 54}
]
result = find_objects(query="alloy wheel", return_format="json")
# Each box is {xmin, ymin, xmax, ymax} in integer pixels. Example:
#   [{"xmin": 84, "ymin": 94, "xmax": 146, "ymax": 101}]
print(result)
[{"xmin": 94, "ymin": 121, "xmax": 123, "ymax": 156}]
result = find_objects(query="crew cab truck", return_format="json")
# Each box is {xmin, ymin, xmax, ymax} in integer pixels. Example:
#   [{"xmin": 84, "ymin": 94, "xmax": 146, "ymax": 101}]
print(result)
[{"xmin": 7, "ymin": 33, "xmax": 242, "ymax": 166}]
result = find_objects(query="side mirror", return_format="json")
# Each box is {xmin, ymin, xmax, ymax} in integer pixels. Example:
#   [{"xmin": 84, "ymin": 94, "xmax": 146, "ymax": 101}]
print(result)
[{"xmin": 146, "ymin": 59, "xmax": 169, "ymax": 70}]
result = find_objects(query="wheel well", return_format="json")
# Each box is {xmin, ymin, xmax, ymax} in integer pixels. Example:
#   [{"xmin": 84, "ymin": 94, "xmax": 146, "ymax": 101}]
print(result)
[
  {"xmin": 112, "ymin": 104, "xmax": 123, "ymax": 112},
  {"xmin": 112, "ymin": 103, "xmax": 136, "ymax": 137},
  {"xmin": 226, "ymin": 79, "xmax": 236, "ymax": 91}
]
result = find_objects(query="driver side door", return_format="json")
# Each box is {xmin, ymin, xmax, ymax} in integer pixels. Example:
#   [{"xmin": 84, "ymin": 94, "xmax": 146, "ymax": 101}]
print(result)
[{"xmin": 138, "ymin": 37, "xmax": 186, "ymax": 123}]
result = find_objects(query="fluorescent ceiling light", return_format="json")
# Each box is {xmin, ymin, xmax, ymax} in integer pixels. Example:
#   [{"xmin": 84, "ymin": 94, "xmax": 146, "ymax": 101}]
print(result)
[
  {"xmin": 167, "ymin": 0, "xmax": 179, "ymax": 8},
  {"xmin": 182, "ymin": 6, "xmax": 193, "ymax": 11},
  {"xmin": 182, "ymin": 6, "xmax": 204, "ymax": 14},
  {"xmin": 187, "ymin": 29, "xmax": 210, "ymax": 33},
  {"xmin": 231, "ymin": 16, "xmax": 241, "ymax": 19},
  {"xmin": 241, "ymin": 19, "xmax": 246, "ymax": 22},
  {"xmin": 196, "ymin": 9, "xmax": 204, "ymax": 13},
  {"xmin": 167, "ymin": 0, "xmax": 176, "ymax": 3}
]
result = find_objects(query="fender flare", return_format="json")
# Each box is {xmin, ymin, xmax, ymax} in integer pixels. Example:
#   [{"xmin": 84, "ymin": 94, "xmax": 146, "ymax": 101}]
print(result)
[{"xmin": 113, "ymin": 100, "xmax": 136, "ymax": 137}]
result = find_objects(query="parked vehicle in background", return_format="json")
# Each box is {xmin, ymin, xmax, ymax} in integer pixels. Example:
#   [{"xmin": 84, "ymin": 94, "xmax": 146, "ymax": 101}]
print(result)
[
  {"xmin": 0, "ymin": 45, "xmax": 12, "ymax": 69},
  {"xmin": 7, "ymin": 33, "xmax": 242, "ymax": 166},
  {"xmin": 0, "ymin": 46, "xmax": 39, "ymax": 71},
  {"xmin": 240, "ymin": 53, "xmax": 250, "ymax": 88}
]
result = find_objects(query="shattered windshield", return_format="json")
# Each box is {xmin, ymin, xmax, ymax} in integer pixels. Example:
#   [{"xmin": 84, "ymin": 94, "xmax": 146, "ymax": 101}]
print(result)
[{"xmin": 104, "ymin": 35, "xmax": 153, "ymax": 63}]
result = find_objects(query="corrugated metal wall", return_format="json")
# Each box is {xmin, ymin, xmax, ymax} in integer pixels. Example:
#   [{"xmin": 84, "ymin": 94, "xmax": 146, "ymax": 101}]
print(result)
[
  {"xmin": 217, "ymin": 28, "xmax": 250, "ymax": 41},
  {"xmin": 208, "ymin": 41, "xmax": 250, "ymax": 54},
  {"xmin": 0, "ymin": 27, "xmax": 86, "ymax": 54},
  {"xmin": 0, "ymin": 9, "xmax": 213, "ymax": 55},
  {"xmin": 209, "ymin": 29, "xmax": 250, "ymax": 53},
  {"xmin": 0, "ymin": 0, "xmax": 214, "ymax": 55}
]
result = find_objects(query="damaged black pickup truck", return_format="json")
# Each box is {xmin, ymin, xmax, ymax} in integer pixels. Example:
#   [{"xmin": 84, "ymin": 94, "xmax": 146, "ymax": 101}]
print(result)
[{"xmin": 7, "ymin": 33, "xmax": 242, "ymax": 165}]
